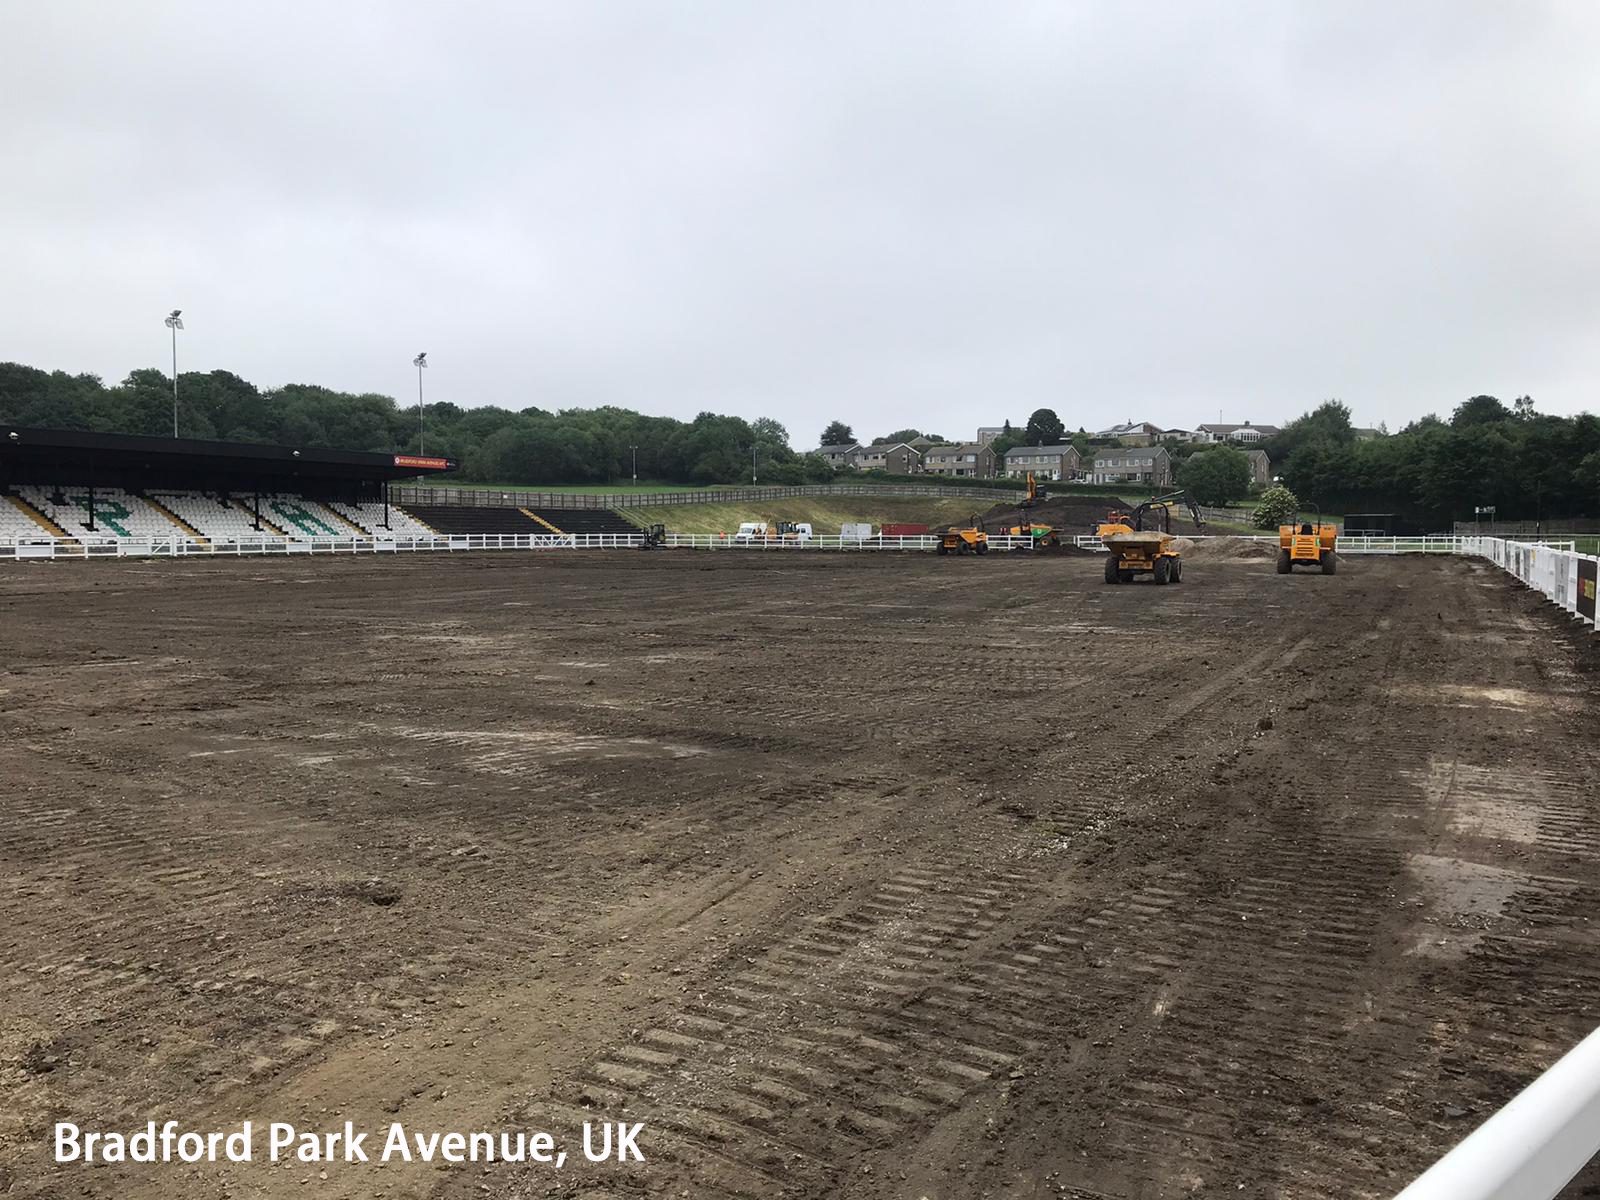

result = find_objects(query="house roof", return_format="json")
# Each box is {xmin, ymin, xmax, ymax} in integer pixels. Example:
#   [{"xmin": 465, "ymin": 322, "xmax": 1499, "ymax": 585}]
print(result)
[
  {"xmin": 1091, "ymin": 447, "xmax": 1168, "ymax": 464},
  {"xmin": 1002, "ymin": 443, "xmax": 1077, "ymax": 458},
  {"xmin": 926, "ymin": 442, "xmax": 991, "ymax": 456},
  {"xmin": 1096, "ymin": 420, "xmax": 1160, "ymax": 436},
  {"xmin": 1198, "ymin": 422, "xmax": 1280, "ymax": 436},
  {"xmin": 811, "ymin": 442, "xmax": 861, "ymax": 455},
  {"xmin": 861, "ymin": 441, "xmax": 918, "ymax": 453}
]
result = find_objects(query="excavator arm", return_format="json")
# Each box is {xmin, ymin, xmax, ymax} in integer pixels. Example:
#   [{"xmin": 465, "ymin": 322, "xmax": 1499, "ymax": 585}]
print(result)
[{"xmin": 1130, "ymin": 490, "xmax": 1207, "ymax": 533}]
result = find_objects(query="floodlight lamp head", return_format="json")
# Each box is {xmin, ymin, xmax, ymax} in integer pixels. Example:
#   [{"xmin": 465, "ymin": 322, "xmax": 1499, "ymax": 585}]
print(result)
[{"xmin": 414, "ymin": 352, "xmax": 428, "ymax": 367}]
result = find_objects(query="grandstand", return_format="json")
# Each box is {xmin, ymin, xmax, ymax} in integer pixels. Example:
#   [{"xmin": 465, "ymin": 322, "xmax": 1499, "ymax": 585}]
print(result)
[
  {"xmin": 0, "ymin": 426, "xmax": 459, "ymax": 545},
  {"xmin": 0, "ymin": 427, "xmax": 648, "ymax": 549}
]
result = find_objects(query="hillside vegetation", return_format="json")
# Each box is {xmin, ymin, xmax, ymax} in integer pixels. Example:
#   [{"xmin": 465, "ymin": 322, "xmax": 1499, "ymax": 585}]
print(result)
[{"xmin": 620, "ymin": 497, "xmax": 1002, "ymax": 535}]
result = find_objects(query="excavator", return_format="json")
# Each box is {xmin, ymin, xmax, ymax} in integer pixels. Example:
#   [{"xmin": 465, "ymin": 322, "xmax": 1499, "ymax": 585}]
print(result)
[
  {"xmin": 1003, "ymin": 472, "xmax": 1064, "ymax": 550},
  {"xmin": 1097, "ymin": 490, "xmax": 1206, "ymax": 585}
]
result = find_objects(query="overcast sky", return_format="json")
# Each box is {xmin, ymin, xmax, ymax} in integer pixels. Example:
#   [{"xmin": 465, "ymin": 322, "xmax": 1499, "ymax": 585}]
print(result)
[{"xmin": 4, "ymin": 1, "xmax": 1599, "ymax": 445}]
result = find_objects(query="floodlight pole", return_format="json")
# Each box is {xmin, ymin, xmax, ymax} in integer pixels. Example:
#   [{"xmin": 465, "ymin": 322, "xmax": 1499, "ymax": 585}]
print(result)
[
  {"xmin": 752, "ymin": 443, "xmax": 758, "ymax": 484},
  {"xmin": 164, "ymin": 309, "xmax": 184, "ymax": 437},
  {"xmin": 630, "ymin": 445, "xmax": 638, "ymax": 482},
  {"xmin": 413, "ymin": 352, "xmax": 428, "ymax": 454}
]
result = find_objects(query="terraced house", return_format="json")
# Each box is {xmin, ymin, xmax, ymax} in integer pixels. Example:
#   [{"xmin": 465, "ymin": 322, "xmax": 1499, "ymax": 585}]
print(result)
[
  {"xmin": 1089, "ymin": 446, "xmax": 1173, "ymax": 487},
  {"xmin": 856, "ymin": 441, "xmax": 922, "ymax": 474},
  {"xmin": 1001, "ymin": 443, "xmax": 1082, "ymax": 481},
  {"xmin": 922, "ymin": 442, "xmax": 997, "ymax": 478}
]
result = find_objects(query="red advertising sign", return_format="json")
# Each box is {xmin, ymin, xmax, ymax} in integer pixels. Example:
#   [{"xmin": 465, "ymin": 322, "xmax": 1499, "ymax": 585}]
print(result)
[{"xmin": 393, "ymin": 455, "xmax": 451, "ymax": 470}]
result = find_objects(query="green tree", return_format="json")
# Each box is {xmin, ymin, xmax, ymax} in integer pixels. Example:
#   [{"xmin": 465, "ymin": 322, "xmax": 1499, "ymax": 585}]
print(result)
[
  {"xmin": 819, "ymin": 420, "xmax": 854, "ymax": 445},
  {"xmin": 1024, "ymin": 408, "xmax": 1065, "ymax": 445},
  {"xmin": 1452, "ymin": 394, "xmax": 1512, "ymax": 427},
  {"xmin": 1177, "ymin": 446, "xmax": 1251, "ymax": 506},
  {"xmin": 1252, "ymin": 485, "xmax": 1300, "ymax": 529}
]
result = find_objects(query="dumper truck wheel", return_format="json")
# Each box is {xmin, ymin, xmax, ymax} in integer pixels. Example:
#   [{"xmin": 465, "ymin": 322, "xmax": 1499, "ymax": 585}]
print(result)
[
  {"xmin": 1172, "ymin": 559, "xmax": 1183, "ymax": 583},
  {"xmin": 1322, "ymin": 551, "xmax": 1338, "ymax": 575},
  {"xmin": 1153, "ymin": 557, "xmax": 1171, "ymax": 585},
  {"xmin": 1119, "ymin": 569, "xmax": 1135, "ymax": 583},
  {"xmin": 1104, "ymin": 554, "xmax": 1120, "ymax": 584},
  {"xmin": 937, "ymin": 542, "xmax": 949, "ymax": 556},
  {"xmin": 975, "ymin": 542, "xmax": 987, "ymax": 555},
  {"xmin": 1277, "ymin": 550, "xmax": 1291, "ymax": 574}
]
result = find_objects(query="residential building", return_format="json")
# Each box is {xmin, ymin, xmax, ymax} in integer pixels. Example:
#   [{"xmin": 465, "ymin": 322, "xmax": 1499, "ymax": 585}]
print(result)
[
  {"xmin": 1160, "ymin": 428, "xmax": 1197, "ymax": 442},
  {"xmin": 1245, "ymin": 448, "xmax": 1272, "ymax": 486},
  {"xmin": 1195, "ymin": 421, "xmax": 1280, "ymax": 444},
  {"xmin": 976, "ymin": 426, "xmax": 1007, "ymax": 445},
  {"xmin": 1089, "ymin": 447, "xmax": 1173, "ymax": 487},
  {"xmin": 812, "ymin": 442, "xmax": 862, "ymax": 469},
  {"xmin": 856, "ymin": 441, "xmax": 922, "ymax": 474},
  {"xmin": 922, "ymin": 442, "xmax": 997, "ymax": 479},
  {"xmin": 1001, "ymin": 444, "xmax": 1082, "ymax": 481},
  {"xmin": 1094, "ymin": 420, "xmax": 1165, "ymax": 446},
  {"xmin": 1353, "ymin": 427, "xmax": 1384, "ymax": 441}
]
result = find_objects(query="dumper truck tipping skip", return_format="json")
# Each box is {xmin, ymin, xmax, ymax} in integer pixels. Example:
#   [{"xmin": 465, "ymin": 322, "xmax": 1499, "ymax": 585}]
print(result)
[{"xmin": 1097, "ymin": 491, "xmax": 1206, "ymax": 585}]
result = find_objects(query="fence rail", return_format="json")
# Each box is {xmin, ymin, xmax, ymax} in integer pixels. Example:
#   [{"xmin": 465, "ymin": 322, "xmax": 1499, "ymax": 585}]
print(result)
[
  {"xmin": 1395, "ymin": 1025, "xmax": 1600, "ymax": 1200},
  {"xmin": 4, "ymin": 532, "xmax": 1582, "ymax": 561}
]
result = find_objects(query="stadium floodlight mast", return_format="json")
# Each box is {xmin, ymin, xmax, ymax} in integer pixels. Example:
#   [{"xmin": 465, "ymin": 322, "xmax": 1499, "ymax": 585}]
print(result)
[
  {"xmin": 413, "ymin": 352, "xmax": 428, "ymax": 454},
  {"xmin": 630, "ymin": 444, "xmax": 638, "ymax": 482},
  {"xmin": 164, "ymin": 310, "xmax": 184, "ymax": 437}
]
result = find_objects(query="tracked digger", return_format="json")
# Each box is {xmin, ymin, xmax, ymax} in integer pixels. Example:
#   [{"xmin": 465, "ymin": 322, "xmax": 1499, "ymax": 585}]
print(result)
[
  {"xmin": 1002, "ymin": 472, "xmax": 1065, "ymax": 550},
  {"xmin": 1097, "ymin": 490, "xmax": 1206, "ymax": 585}
]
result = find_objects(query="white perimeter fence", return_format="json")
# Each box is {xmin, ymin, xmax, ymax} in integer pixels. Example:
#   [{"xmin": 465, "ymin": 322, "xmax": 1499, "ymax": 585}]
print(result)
[
  {"xmin": 1461, "ymin": 535, "xmax": 1598, "ymax": 636},
  {"xmin": 0, "ymin": 532, "xmax": 1574, "ymax": 560}
]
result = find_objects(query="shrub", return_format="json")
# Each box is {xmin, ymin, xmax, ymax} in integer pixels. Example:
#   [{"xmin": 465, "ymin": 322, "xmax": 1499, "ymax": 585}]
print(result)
[{"xmin": 1252, "ymin": 485, "xmax": 1300, "ymax": 529}]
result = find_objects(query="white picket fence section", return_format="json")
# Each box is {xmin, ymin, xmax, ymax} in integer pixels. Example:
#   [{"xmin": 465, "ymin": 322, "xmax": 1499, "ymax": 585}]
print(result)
[{"xmin": 0, "ymin": 531, "xmax": 1586, "ymax": 572}]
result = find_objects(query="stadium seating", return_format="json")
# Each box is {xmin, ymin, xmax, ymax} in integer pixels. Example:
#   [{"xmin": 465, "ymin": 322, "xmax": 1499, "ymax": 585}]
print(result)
[
  {"xmin": 0, "ymin": 488, "xmax": 637, "ymax": 544},
  {"xmin": 260, "ymin": 495, "xmax": 362, "ymax": 538},
  {"xmin": 1, "ymin": 494, "xmax": 62, "ymax": 540},
  {"xmin": 399, "ymin": 505, "xmax": 550, "ymax": 535},
  {"xmin": 17, "ymin": 485, "xmax": 193, "ymax": 541},
  {"xmin": 329, "ymin": 500, "xmax": 438, "ymax": 537},
  {"xmin": 526, "ymin": 508, "xmax": 639, "ymax": 535},
  {"xmin": 152, "ymin": 492, "xmax": 280, "ymax": 542}
]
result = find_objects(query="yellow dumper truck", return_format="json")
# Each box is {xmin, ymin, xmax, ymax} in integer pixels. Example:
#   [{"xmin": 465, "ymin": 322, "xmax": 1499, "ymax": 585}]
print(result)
[
  {"xmin": 1097, "ymin": 491, "xmax": 1205, "ymax": 585},
  {"xmin": 1278, "ymin": 521, "xmax": 1338, "ymax": 574}
]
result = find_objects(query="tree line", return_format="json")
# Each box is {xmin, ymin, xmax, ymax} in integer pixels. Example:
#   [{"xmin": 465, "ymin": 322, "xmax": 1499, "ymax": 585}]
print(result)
[
  {"xmin": 1261, "ymin": 397, "xmax": 1600, "ymax": 525},
  {"xmin": 0, "ymin": 362, "xmax": 836, "ymax": 486},
  {"xmin": 6, "ymin": 361, "xmax": 1595, "ymax": 517}
]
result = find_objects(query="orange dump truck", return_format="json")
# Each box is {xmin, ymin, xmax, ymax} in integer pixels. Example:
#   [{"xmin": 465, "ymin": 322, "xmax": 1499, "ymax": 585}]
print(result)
[{"xmin": 1277, "ymin": 521, "xmax": 1338, "ymax": 574}]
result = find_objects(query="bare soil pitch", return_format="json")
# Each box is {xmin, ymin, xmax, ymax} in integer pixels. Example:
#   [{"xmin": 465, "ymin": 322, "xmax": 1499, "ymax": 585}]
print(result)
[{"xmin": 1, "ymin": 551, "xmax": 1598, "ymax": 1199}]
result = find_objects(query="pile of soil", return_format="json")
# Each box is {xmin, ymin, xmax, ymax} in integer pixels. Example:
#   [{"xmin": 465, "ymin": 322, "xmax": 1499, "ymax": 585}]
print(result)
[
  {"xmin": 1183, "ymin": 536, "xmax": 1277, "ymax": 561},
  {"xmin": 979, "ymin": 495, "xmax": 1141, "ymax": 535}
]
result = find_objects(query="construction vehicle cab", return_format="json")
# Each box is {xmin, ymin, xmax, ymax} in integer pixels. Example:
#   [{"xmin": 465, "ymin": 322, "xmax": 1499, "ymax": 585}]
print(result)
[
  {"xmin": 1020, "ymin": 471, "xmax": 1046, "ymax": 509},
  {"xmin": 1278, "ymin": 518, "xmax": 1338, "ymax": 574},
  {"xmin": 1097, "ymin": 491, "xmax": 1205, "ymax": 585},
  {"xmin": 1003, "ymin": 521, "xmax": 1062, "ymax": 550},
  {"xmin": 639, "ymin": 523, "xmax": 667, "ymax": 549},
  {"xmin": 938, "ymin": 515, "xmax": 989, "ymax": 556}
]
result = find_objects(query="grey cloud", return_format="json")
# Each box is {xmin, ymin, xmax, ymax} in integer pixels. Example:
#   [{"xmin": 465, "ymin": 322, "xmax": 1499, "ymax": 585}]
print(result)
[{"xmin": 4, "ymin": 0, "xmax": 1598, "ymax": 444}]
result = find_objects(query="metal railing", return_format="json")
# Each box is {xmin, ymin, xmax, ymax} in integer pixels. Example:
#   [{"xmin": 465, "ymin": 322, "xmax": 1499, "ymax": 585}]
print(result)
[
  {"xmin": 1, "ymin": 532, "xmax": 1585, "ymax": 563},
  {"xmin": 1396, "ymin": 1026, "xmax": 1600, "ymax": 1199},
  {"xmin": 0, "ymin": 533, "xmax": 643, "ymax": 559}
]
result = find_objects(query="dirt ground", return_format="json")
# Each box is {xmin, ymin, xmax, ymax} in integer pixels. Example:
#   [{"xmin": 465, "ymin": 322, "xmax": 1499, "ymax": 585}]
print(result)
[{"xmin": 2, "ymin": 550, "xmax": 1599, "ymax": 1200}]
